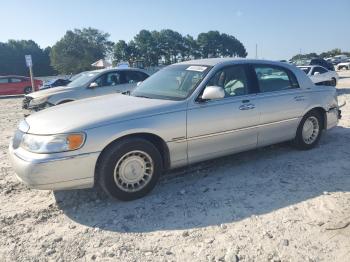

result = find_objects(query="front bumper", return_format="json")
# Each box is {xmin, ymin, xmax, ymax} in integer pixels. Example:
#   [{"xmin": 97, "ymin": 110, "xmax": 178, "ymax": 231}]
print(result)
[
  {"xmin": 22, "ymin": 97, "xmax": 52, "ymax": 112},
  {"xmin": 8, "ymin": 143, "xmax": 100, "ymax": 190}
]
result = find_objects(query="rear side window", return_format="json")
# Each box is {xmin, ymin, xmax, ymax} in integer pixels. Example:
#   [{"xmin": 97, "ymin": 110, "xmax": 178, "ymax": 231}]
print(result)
[
  {"xmin": 254, "ymin": 65, "xmax": 299, "ymax": 93},
  {"xmin": 0, "ymin": 78, "xmax": 9, "ymax": 84},
  {"xmin": 312, "ymin": 67, "xmax": 327, "ymax": 75},
  {"xmin": 124, "ymin": 71, "xmax": 148, "ymax": 83}
]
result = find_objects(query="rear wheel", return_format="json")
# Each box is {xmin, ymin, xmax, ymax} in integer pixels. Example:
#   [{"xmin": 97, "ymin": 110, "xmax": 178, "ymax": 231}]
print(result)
[
  {"xmin": 97, "ymin": 138, "xmax": 163, "ymax": 201},
  {"xmin": 24, "ymin": 86, "xmax": 32, "ymax": 94},
  {"xmin": 293, "ymin": 110, "xmax": 322, "ymax": 150}
]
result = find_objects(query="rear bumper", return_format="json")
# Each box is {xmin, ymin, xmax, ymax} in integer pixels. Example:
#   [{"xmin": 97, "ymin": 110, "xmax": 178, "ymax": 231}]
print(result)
[
  {"xmin": 326, "ymin": 108, "xmax": 341, "ymax": 130},
  {"xmin": 9, "ymin": 143, "xmax": 99, "ymax": 190}
]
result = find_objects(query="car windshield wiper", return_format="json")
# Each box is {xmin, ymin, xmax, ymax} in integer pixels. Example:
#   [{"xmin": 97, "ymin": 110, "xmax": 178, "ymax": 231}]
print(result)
[{"xmin": 121, "ymin": 91, "xmax": 130, "ymax": 95}]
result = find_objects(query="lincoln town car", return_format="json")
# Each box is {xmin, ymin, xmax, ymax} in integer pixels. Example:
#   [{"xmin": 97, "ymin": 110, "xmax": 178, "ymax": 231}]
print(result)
[{"xmin": 9, "ymin": 58, "xmax": 341, "ymax": 201}]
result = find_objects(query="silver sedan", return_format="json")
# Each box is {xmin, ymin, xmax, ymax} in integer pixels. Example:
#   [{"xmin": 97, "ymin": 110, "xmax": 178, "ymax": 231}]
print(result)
[
  {"xmin": 9, "ymin": 58, "xmax": 341, "ymax": 201},
  {"xmin": 23, "ymin": 68, "xmax": 149, "ymax": 111}
]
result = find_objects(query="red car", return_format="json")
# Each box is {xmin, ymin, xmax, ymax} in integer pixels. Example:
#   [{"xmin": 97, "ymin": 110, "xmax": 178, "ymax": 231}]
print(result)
[{"xmin": 0, "ymin": 75, "xmax": 42, "ymax": 95}]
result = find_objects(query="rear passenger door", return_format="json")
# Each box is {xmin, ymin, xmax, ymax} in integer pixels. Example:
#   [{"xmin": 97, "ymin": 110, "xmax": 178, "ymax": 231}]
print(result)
[{"xmin": 253, "ymin": 64, "xmax": 310, "ymax": 146}]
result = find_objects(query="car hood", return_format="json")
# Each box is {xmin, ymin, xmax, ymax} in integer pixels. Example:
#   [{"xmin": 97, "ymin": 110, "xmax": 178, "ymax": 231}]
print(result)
[
  {"xmin": 25, "ymin": 94, "xmax": 181, "ymax": 134},
  {"xmin": 27, "ymin": 85, "xmax": 80, "ymax": 99}
]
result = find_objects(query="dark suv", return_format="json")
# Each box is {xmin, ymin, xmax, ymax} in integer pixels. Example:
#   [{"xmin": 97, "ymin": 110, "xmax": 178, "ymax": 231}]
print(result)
[{"xmin": 309, "ymin": 58, "xmax": 335, "ymax": 71}]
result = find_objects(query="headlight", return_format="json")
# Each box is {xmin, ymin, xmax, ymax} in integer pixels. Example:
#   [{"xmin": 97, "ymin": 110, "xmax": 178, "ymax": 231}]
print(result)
[
  {"xmin": 20, "ymin": 133, "xmax": 86, "ymax": 153},
  {"xmin": 29, "ymin": 97, "xmax": 48, "ymax": 106}
]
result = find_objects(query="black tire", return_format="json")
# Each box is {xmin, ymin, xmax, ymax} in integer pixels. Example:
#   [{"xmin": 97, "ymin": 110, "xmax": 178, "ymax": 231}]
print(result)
[
  {"xmin": 330, "ymin": 78, "xmax": 336, "ymax": 86},
  {"xmin": 57, "ymin": 100, "xmax": 74, "ymax": 105},
  {"xmin": 293, "ymin": 110, "xmax": 323, "ymax": 150},
  {"xmin": 24, "ymin": 86, "xmax": 32, "ymax": 94},
  {"xmin": 97, "ymin": 138, "xmax": 163, "ymax": 201}
]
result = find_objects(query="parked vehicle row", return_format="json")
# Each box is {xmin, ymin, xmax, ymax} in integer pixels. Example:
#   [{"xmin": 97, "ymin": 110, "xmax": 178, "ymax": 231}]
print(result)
[
  {"xmin": 23, "ymin": 68, "xmax": 149, "ymax": 111},
  {"xmin": 0, "ymin": 75, "xmax": 42, "ymax": 95},
  {"xmin": 9, "ymin": 58, "xmax": 341, "ymax": 201}
]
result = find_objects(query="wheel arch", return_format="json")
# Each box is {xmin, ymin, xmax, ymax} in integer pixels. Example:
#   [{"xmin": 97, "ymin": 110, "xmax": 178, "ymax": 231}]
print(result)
[
  {"xmin": 301, "ymin": 106, "xmax": 327, "ymax": 130},
  {"xmin": 94, "ymin": 132, "xmax": 171, "ymax": 182}
]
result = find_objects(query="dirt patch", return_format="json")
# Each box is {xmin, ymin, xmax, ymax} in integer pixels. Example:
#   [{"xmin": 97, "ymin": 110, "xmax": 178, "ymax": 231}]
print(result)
[{"xmin": 1, "ymin": 80, "xmax": 350, "ymax": 261}]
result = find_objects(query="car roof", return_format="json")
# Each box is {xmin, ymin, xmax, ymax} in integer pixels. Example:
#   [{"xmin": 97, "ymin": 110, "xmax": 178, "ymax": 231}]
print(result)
[
  {"xmin": 177, "ymin": 58, "xmax": 296, "ymax": 68},
  {"xmin": 90, "ymin": 67, "xmax": 149, "ymax": 75},
  {"xmin": 0, "ymin": 75, "xmax": 29, "ymax": 79}
]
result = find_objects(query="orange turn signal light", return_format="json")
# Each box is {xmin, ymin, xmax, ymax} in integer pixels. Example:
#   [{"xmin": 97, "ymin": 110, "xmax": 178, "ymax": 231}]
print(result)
[{"xmin": 67, "ymin": 134, "xmax": 85, "ymax": 150}]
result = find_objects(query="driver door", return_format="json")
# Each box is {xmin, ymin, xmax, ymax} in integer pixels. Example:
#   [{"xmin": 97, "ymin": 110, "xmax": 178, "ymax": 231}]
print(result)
[
  {"xmin": 186, "ymin": 65, "xmax": 259, "ymax": 164},
  {"xmin": 88, "ymin": 71, "xmax": 127, "ymax": 97}
]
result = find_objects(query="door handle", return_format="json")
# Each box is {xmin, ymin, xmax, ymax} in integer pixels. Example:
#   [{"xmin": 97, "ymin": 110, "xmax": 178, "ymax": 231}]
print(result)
[
  {"xmin": 239, "ymin": 104, "xmax": 255, "ymax": 110},
  {"xmin": 294, "ymin": 95, "xmax": 305, "ymax": 101}
]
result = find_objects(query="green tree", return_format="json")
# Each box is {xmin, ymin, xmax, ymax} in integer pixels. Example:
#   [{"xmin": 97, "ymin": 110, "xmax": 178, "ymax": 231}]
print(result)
[
  {"xmin": 0, "ymin": 40, "xmax": 55, "ymax": 76},
  {"xmin": 50, "ymin": 27, "xmax": 113, "ymax": 74},
  {"xmin": 197, "ymin": 31, "xmax": 247, "ymax": 58}
]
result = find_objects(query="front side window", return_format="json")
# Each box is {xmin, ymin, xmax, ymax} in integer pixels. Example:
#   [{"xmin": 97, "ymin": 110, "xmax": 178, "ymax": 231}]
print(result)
[
  {"xmin": 0, "ymin": 78, "xmax": 9, "ymax": 84},
  {"xmin": 205, "ymin": 65, "xmax": 248, "ymax": 97},
  {"xmin": 131, "ymin": 64, "xmax": 210, "ymax": 100},
  {"xmin": 94, "ymin": 72, "xmax": 122, "ymax": 87},
  {"xmin": 254, "ymin": 65, "xmax": 299, "ymax": 93},
  {"xmin": 312, "ymin": 67, "xmax": 327, "ymax": 75},
  {"xmin": 67, "ymin": 71, "xmax": 99, "ymax": 87}
]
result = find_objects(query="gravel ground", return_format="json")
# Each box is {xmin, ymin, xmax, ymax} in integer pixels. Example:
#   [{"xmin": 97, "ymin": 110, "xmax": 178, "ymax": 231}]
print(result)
[{"xmin": 1, "ymin": 71, "xmax": 350, "ymax": 262}]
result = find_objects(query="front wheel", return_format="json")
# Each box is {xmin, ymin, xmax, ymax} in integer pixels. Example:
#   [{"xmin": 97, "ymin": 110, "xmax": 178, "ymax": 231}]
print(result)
[
  {"xmin": 97, "ymin": 138, "xmax": 163, "ymax": 201},
  {"xmin": 293, "ymin": 110, "xmax": 322, "ymax": 150}
]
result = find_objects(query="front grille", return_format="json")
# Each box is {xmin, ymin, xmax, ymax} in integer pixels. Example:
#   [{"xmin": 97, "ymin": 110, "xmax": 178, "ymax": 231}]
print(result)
[{"xmin": 22, "ymin": 97, "xmax": 33, "ymax": 109}]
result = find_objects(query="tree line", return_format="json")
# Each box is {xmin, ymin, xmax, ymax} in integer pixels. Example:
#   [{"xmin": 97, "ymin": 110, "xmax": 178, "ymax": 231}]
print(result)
[{"xmin": 0, "ymin": 28, "xmax": 247, "ymax": 76}]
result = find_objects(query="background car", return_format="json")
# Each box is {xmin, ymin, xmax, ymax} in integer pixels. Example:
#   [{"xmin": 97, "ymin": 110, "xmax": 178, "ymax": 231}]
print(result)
[
  {"xmin": 297, "ymin": 65, "xmax": 338, "ymax": 86},
  {"xmin": 40, "ymin": 78, "xmax": 71, "ymax": 90},
  {"xmin": 336, "ymin": 59, "xmax": 350, "ymax": 70},
  {"xmin": 23, "ymin": 68, "xmax": 149, "ymax": 111},
  {"xmin": 309, "ymin": 58, "xmax": 335, "ymax": 71},
  {"xmin": 0, "ymin": 76, "xmax": 42, "ymax": 95}
]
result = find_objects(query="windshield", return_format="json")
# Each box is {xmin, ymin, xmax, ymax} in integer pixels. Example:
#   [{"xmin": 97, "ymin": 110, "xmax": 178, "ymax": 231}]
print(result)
[
  {"xmin": 131, "ymin": 64, "xmax": 211, "ymax": 100},
  {"xmin": 299, "ymin": 67, "xmax": 311, "ymax": 74},
  {"xmin": 67, "ymin": 71, "xmax": 99, "ymax": 87}
]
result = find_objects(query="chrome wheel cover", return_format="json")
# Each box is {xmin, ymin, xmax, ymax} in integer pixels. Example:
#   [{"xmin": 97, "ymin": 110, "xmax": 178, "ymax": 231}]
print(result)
[
  {"xmin": 114, "ymin": 150, "xmax": 153, "ymax": 192},
  {"xmin": 302, "ymin": 116, "xmax": 319, "ymax": 144}
]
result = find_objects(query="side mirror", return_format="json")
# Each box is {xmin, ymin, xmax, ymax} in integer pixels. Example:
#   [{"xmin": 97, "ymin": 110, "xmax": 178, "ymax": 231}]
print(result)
[
  {"xmin": 200, "ymin": 86, "xmax": 225, "ymax": 101},
  {"xmin": 313, "ymin": 72, "xmax": 320, "ymax": 76},
  {"xmin": 89, "ymin": 82, "xmax": 98, "ymax": 88},
  {"xmin": 137, "ymin": 81, "xmax": 142, "ymax": 86}
]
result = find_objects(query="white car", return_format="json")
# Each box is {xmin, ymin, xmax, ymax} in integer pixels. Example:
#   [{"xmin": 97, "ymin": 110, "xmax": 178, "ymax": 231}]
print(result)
[
  {"xmin": 337, "ymin": 60, "xmax": 350, "ymax": 70},
  {"xmin": 297, "ymin": 65, "xmax": 339, "ymax": 86}
]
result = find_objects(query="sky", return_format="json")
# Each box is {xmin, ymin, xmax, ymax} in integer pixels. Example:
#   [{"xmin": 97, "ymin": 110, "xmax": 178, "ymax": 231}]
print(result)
[{"xmin": 1, "ymin": 0, "xmax": 349, "ymax": 60}]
